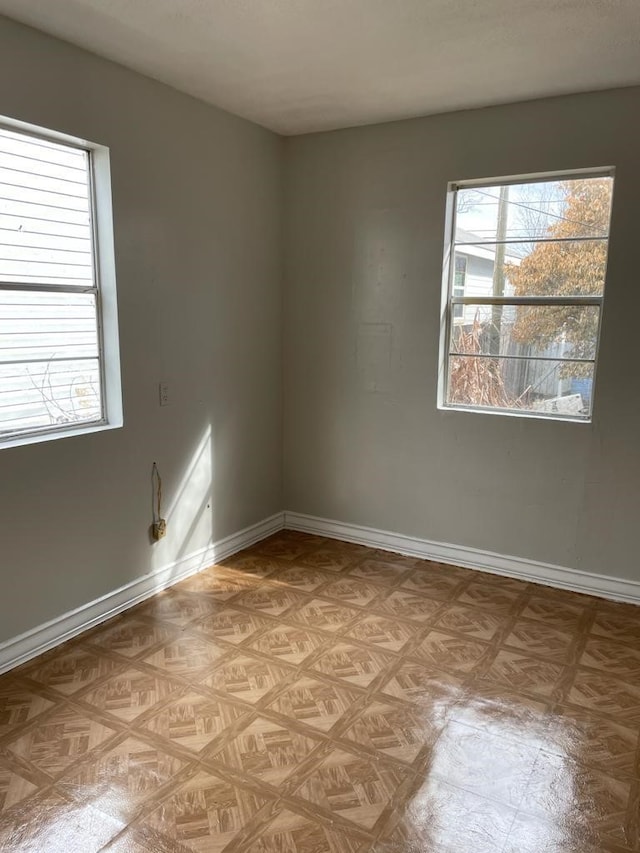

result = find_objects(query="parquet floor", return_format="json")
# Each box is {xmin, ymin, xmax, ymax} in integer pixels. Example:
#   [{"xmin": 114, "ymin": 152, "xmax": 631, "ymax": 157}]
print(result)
[{"xmin": 0, "ymin": 530, "xmax": 639, "ymax": 851}]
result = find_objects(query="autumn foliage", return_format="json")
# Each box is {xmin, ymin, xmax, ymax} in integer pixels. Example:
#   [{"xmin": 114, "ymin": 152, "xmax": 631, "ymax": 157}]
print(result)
[{"xmin": 507, "ymin": 178, "xmax": 611, "ymax": 375}]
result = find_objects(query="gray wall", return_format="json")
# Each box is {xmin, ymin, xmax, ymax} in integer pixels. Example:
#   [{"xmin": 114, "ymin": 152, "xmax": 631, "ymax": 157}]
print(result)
[
  {"xmin": 283, "ymin": 88, "xmax": 640, "ymax": 580},
  {"xmin": 1, "ymin": 13, "xmax": 638, "ymax": 647},
  {"xmin": 0, "ymin": 16, "xmax": 284, "ymax": 642}
]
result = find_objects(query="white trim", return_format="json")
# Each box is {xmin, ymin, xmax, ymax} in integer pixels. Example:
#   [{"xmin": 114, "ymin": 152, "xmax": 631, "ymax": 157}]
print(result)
[
  {"xmin": 284, "ymin": 511, "xmax": 640, "ymax": 605},
  {"xmin": 0, "ymin": 512, "xmax": 284, "ymax": 675}
]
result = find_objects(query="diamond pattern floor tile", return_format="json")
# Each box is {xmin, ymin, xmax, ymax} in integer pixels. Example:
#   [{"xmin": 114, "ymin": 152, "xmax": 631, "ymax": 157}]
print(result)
[
  {"xmin": 377, "ymin": 589, "xmax": 442, "ymax": 622},
  {"xmin": 265, "ymin": 676, "xmax": 359, "ymax": 732},
  {"xmin": 567, "ymin": 668, "xmax": 640, "ymax": 723},
  {"xmin": 290, "ymin": 598, "xmax": 361, "ymax": 633},
  {"xmin": 202, "ymin": 653, "xmax": 291, "ymax": 704},
  {"xmin": 80, "ymin": 667, "xmax": 181, "ymax": 723},
  {"xmin": 244, "ymin": 807, "xmax": 364, "ymax": 852},
  {"xmin": 545, "ymin": 706, "xmax": 640, "ymax": 777},
  {"xmin": 134, "ymin": 590, "xmax": 217, "ymax": 626},
  {"xmin": 0, "ymin": 790, "xmax": 126, "ymax": 853},
  {"xmin": 342, "ymin": 700, "xmax": 442, "ymax": 764},
  {"xmin": 214, "ymin": 715, "xmax": 320, "ymax": 785},
  {"xmin": 194, "ymin": 608, "xmax": 270, "ymax": 645},
  {"xmin": 0, "ymin": 683, "xmax": 55, "ymax": 737},
  {"xmin": 321, "ymin": 578, "xmax": 380, "ymax": 608},
  {"xmin": 221, "ymin": 553, "xmax": 283, "ymax": 578},
  {"xmin": 254, "ymin": 538, "xmax": 310, "ymax": 561},
  {"xmin": 294, "ymin": 747, "xmax": 411, "ymax": 830},
  {"xmin": 349, "ymin": 557, "xmax": 414, "ymax": 585},
  {"xmin": 5, "ymin": 705, "xmax": 118, "ymax": 775},
  {"xmin": 401, "ymin": 570, "xmax": 464, "ymax": 600},
  {"xmin": 482, "ymin": 650, "xmax": 565, "ymax": 698},
  {"xmin": 271, "ymin": 565, "xmax": 333, "ymax": 592},
  {"xmin": 381, "ymin": 775, "xmax": 517, "ymax": 853},
  {"xmin": 456, "ymin": 582, "xmax": 520, "ymax": 614},
  {"xmin": 579, "ymin": 636, "xmax": 640, "ymax": 678},
  {"xmin": 300, "ymin": 548, "xmax": 354, "ymax": 572},
  {"xmin": 25, "ymin": 648, "xmax": 122, "ymax": 696},
  {"xmin": 311, "ymin": 643, "xmax": 392, "ymax": 688},
  {"xmin": 140, "ymin": 691, "xmax": 248, "ymax": 754},
  {"xmin": 380, "ymin": 661, "xmax": 466, "ymax": 709},
  {"xmin": 413, "ymin": 631, "xmax": 490, "ymax": 673},
  {"xmin": 143, "ymin": 636, "xmax": 227, "ymax": 679},
  {"xmin": 248, "ymin": 624, "xmax": 326, "ymax": 665},
  {"xmin": 450, "ymin": 682, "xmax": 550, "ymax": 743},
  {"xmin": 177, "ymin": 571, "xmax": 252, "ymax": 599},
  {"xmin": 57, "ymin": 735, "xmax": 187, "ymax": 820},
  {"xmin": 521, "ymin": 750, "xmax": 636, "ymax": 849},
  {"xmin": 233, "ymin": 586, "xmax": 306, "ymax": 617},
  {"xmin": 140, "ymin": 768, "xmax": 274, "ymax": 853},
  {"xmin": 520, "ymin": 596, "xmax": 586, "ymax": 632},
  {"xmin": 84, "ymin": 617, "xmax": 174, "ymax": 659},
  {"xmin": 590, "ymin": 612, "xmax": 640, "ymax": 646},
  {"xmin": 345, "ymin": 614, "xmax": 415, "ymax": 652},
  {"xmin": 0, "ymin": 765, "xmax": 38, "ymax": 813},
  {"xmin": 503, "ymin": 618, "xmax": 575, "ymax": 663},
  {"xmin": 434, "ymin": 602, "xmax": 505, "ymax": 641},
  {"xmin": 0, "ymin": 531, "xmax": 638, "ymax": 852}
]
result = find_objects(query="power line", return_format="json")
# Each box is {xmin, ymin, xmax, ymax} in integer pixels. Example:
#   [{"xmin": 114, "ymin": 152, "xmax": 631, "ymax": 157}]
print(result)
[{"xmin": 470, "ymin": 189, "xmax": 604, "ymax": 235}]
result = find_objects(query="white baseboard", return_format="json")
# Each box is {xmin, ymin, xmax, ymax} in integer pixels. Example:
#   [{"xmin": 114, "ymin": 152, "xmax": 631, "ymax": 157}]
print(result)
[
  {"xmin": 284, "ymin": 511, "xmax": 640, "ymax": 605},
  {"xmin": 0, "ymin": 512, "xmax": 284, "ymax": 675},
  {"xmin": 4, "ymin": 507, "xmax": 637, "ymax": 676}
]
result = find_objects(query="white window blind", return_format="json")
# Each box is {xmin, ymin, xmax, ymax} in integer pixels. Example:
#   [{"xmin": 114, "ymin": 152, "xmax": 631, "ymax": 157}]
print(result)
[{"xmin": 0, "ymin": 126, "xmax": 103, "ymax": 438}]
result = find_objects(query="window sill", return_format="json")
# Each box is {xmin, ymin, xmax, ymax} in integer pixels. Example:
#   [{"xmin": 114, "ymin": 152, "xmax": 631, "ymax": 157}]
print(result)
[
  {"xmin": 437, "ymin": 402, "xmax": 592, "ymax": 424},
  {"xmin": 0, "ymin": 418, "xmax": 123, "ymax": 451}
]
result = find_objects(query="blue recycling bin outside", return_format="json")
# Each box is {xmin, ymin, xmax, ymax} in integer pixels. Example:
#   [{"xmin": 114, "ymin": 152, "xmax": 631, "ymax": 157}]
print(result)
[{"xmin": 570, "ymin": 377, "xmax": 593, "ymax": 406}]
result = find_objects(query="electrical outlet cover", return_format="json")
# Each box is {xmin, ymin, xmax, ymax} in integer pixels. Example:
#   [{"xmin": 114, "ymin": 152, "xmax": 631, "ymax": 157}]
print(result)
[{"xmin": 152, "ymin": 518, "xmax": 167, "ymax": 540}]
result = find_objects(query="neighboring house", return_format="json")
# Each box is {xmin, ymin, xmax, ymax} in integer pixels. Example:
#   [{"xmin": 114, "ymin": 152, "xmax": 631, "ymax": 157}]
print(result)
[{"xmin": 453, "ymin": 228, "xmax": 518, "ymax": 326}]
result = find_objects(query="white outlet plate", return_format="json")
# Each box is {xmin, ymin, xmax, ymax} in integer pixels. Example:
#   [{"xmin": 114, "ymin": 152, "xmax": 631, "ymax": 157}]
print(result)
[{"xmin": 159, "ymin": 382, "xmax": 169, "ymax": 406}]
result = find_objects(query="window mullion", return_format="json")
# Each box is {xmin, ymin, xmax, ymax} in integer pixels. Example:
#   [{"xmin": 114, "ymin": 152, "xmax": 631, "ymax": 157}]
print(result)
[
  {"xmin": 450, "ymin": 295, "xmax": 603, "ymax": 307},
  {"xmin": 0, "ymin": 281, "xmax": 97, "ymax": 294},
  {"xmin": 449, "ymin": 352, "xmax": 596, "ymax": 365}
]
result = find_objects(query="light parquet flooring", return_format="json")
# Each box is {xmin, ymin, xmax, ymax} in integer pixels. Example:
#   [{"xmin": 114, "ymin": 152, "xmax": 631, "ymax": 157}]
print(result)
[{"xmin": 0, "ymin": 531, "xmax": 639, "ymax": 851}]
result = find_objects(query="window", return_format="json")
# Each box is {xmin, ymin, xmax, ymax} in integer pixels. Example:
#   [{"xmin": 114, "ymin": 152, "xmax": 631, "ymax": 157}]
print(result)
[
  {"xmin": 452, "ymin": 255, "xmax": 467, "ymax": 321},
  {"xmin": 440, "ymin": 170, "xmax": 614, "ymax": 421},
  {"xmin": 0, "ymin": 119, "xmax": 121, "ymax": 447}
]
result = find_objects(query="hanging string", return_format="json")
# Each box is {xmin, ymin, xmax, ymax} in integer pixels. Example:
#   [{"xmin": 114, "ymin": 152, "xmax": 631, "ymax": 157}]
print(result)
[{"xmin": 152, "ymin": 462, "xmax": 162, "ymax": 525}]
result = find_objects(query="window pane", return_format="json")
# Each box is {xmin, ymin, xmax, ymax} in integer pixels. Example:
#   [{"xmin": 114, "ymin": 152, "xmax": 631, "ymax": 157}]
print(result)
[
  {"xmin": 0, "ymin": 127, "xmax": 93, "ymax": 286},
  {"xmin": 454, "ymin": 255, "xmax": 467, "ymax": 289},
  {"xmin": 0, "ymin": 358, "xmax": 102, "ymax": 434},
  {"xmin": 453, "ymin": 238, "xmax": 607, "ymax": 299},
  {"xmin": 447, "ymin": 355, "xmax": 594, "ymax": 418},
  {"xmin": 453, "ymin": 255, "xmax": 467, "ymax": 319},
  {"xmin": 450, "ymin": 304, "xmax": 600, "ymax": 361},
  {"xmin": 0, "ymin": 289, "xmax": 99, "ymax": 362},
  {"xmin": 455, "ymin": 176, "xmax": 613, "ymax": 243}
]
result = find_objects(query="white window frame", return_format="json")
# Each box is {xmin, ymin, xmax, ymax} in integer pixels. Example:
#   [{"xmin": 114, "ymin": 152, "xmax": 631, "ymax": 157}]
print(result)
[
  {"xmin": 437, "ymin": 167, "xmax": 614, "ymax": 423},
  {"xmin": 0, "ymin": 116, "xmax": 122, "ymax": 449}
]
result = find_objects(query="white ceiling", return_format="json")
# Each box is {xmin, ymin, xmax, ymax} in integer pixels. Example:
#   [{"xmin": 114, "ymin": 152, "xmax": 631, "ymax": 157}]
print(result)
[{"xmin": 0, "ymin": 0, "xmax": 639, "ymax": 135}]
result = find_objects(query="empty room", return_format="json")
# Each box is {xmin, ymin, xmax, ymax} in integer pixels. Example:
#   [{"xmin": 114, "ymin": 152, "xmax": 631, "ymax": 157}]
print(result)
[{"xmin": 0, "ymin": 2, "xmax": 639, "ymax": 851}]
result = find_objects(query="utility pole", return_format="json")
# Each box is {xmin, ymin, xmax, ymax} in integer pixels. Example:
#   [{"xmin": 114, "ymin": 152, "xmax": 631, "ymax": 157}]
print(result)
[{"xmin": 491, "ymin": 185, "xmax": 509, "ymax": 355}]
